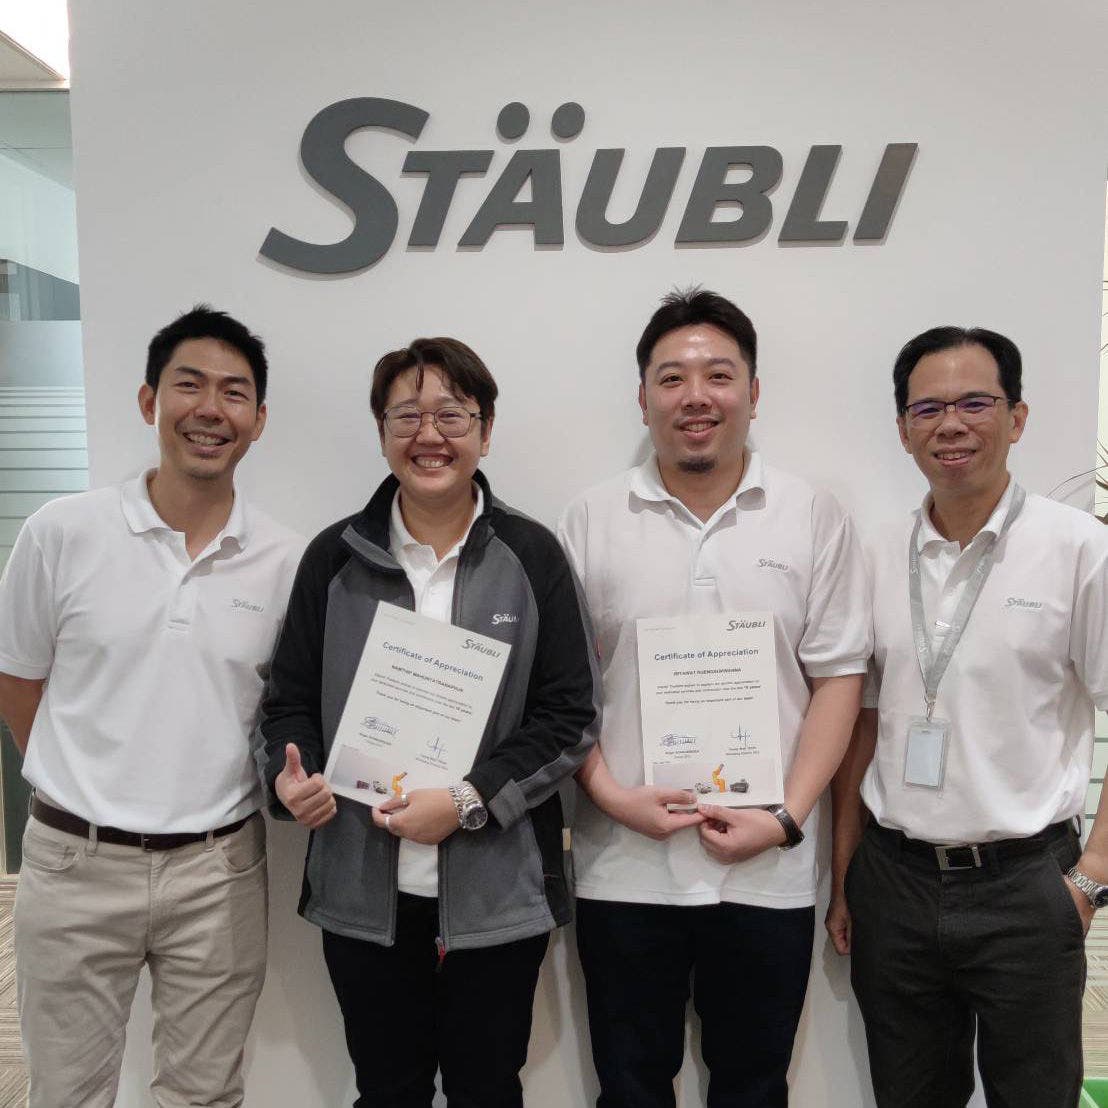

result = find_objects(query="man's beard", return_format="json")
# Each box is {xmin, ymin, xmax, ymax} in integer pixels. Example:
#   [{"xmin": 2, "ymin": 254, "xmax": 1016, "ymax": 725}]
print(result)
[{"xmin": 677, "ymin": 455, "xmax": 715, "ymax": 474}]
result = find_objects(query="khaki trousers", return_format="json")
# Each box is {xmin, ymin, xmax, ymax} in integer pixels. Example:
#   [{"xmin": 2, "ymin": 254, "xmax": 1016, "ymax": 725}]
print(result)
[{"xmin": 14, "ymin": 812, "xmax": 268, "ymax": 1108}]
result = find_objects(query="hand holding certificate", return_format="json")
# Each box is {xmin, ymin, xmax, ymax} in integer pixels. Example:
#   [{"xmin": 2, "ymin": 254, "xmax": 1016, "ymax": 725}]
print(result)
[
  {"xmin": 323, "ymin": 602, "xmax": 511, "ymax": 806},
  {"xmin": 637, "ymin": 612, "xmax": 784, "ymax": 809}
]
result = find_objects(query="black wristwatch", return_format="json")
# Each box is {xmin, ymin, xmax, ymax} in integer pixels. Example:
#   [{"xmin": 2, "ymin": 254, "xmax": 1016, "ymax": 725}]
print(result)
[{"xmin": 767, "ymin": 804, "xmax": 804, "ymax": 850}]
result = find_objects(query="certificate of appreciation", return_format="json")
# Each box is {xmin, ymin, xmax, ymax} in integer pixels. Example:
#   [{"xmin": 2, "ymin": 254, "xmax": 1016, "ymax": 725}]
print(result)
[
  {"xmin": 323, "ymin": 602, "xmax": 511, "ymax": 807},
  {"xmin": 636, "ymin": 613, "xmax": 783, "ymax": 808}
]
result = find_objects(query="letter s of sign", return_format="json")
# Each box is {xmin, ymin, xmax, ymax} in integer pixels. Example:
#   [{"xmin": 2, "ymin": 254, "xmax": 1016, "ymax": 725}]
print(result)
[{"xmin": 259, "ymin": 98, "xmax": 429, "ymax": 274}]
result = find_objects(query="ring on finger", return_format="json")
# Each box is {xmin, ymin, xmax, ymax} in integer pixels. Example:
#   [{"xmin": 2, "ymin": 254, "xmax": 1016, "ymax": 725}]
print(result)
[
  {"xmin": 385, "ymin": 813, "xmax": 393, "ymax": 832},
  {"xmin": 399, "ymin": 792, "xmax": 409, "ymax": 806}
]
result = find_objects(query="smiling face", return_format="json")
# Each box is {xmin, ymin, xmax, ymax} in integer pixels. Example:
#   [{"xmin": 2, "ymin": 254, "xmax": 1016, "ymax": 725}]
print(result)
[
  {"xmin": 138, "ymin": 337, "xmax": 266, "ymax": 485},
  {"xmin": 639, "ymin": 323, "xmax": 759, "ymax": 483},
  {"xmin": 379, "ymin": 365, "xmax": 491, "ymax": 513},
  {"xmin": 897, "ymin": 342, "xmax": 1027, "ymax": 503}
]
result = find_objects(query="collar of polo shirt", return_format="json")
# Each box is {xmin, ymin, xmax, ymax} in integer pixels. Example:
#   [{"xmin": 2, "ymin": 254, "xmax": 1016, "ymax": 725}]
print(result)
[
  {"xmin": 630, "ymin": 448, "xmax": 767, "ymax": 506},
  {"xmin": 120, "ymin": 470, "xmax": 252, "ymax": 547},
  {"xmin": 916, "ymin": 475, "xmax": 1014, "ymax": 552}
]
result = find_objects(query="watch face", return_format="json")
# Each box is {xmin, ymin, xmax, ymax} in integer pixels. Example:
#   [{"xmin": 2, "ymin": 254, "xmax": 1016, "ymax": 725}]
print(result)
[
  {"xmin": 1094, "ymin": 888, "xmax": 1108, "ymax": 910},
  {"xmin": 462, "ymin": 804, "xmax": 488, "ymax": 831}
]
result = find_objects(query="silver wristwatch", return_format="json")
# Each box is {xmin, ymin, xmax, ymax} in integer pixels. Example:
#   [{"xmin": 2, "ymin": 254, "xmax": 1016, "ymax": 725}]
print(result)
[
  {"xmin": 448, "ymin": 781, "xmax": 488, "ymax": 831},
  {"xmin": 1066, "ymin": 866, "xmax": 1108, "ymax": 909}
]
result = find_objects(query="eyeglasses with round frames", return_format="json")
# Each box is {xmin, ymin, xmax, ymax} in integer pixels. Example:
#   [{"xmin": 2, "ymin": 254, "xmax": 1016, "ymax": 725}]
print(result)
[
  {"xmin": 383, "ymin": 405, "xmax": 483, "ymax": 439},
  {"xmin": 902, "ymin": 394, "xmax": 1012, "ymax": 426}
]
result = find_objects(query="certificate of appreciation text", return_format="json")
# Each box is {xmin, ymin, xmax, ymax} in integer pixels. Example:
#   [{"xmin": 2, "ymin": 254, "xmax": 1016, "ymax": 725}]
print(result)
[
  {"xmin": 637, "ymin": 612, "xmax": 783, "ymax": 808},
  {"xmin": 323, "ymin": 602, "xmax": 511, "ymax": 807}
]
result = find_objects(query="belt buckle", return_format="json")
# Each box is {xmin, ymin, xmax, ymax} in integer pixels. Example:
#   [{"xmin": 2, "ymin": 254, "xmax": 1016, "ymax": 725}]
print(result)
[
  {"xmin": 935, "ymin": 843, "xmax": 981, "ymax": 871},
  {"xmin": 140, "ymin": 833, "xmax": 155, "ymax": 852}
]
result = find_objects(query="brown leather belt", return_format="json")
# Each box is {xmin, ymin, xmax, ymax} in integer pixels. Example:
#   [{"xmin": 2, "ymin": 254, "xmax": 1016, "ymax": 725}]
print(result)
[{"xmin": 31, "ymin": 796, "xmax": 252, "ymax": 852}]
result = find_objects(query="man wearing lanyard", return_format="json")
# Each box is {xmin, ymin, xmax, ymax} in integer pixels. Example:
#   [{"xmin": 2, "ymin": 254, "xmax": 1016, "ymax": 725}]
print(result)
[{"xmin": 827, "ymin": 325, "xmax": 1108, "ymax": 1106}]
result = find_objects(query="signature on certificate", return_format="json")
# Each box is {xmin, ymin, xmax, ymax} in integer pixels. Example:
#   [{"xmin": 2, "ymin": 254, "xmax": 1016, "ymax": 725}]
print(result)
[
  {"xmin": 426, "ymin": 736, "xmax": 448, "ymax": 762},
  {"xmin": 730, "ymin": 727, "xmax": 753, "ymax": 750},
  {"xmin": 361, "ymin": 715, "xmax": 399, "ymax": 736},
  {"xmin": 660, "ymin": 732, "xmax": 698, "ymax": 749}
]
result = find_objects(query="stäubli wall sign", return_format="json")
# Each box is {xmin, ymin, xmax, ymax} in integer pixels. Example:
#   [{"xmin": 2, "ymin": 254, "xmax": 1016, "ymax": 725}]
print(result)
[{"xmin": 260, "ymin": 97, "xmax": 918, "ymax": 275}]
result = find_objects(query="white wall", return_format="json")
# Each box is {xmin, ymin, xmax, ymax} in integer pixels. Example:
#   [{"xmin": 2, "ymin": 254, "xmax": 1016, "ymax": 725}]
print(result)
[{"xmin": 65, "ymin": 1, "xmax": 1108, "ymax": 1104}]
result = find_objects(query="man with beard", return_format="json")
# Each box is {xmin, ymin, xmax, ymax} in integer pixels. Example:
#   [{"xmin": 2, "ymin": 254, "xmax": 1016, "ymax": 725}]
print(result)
[{"xmin": 558, "ymin": 288, "xmax": 869, "ymax": 1107}]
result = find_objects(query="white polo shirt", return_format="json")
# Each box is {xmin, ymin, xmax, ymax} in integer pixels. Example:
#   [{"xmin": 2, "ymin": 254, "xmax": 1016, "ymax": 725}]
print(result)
[
  {"xmin": 389, "ymin": 486, "xmax": 483, "ymax": 898},
  {"xmin": 558, "ymin": 452, "xmax": 870, "ymax": 909},
  {"xmin": 862, "ymin": 481, "xmax": 1108, "ymax": 844},
  {"xmin": 0, "ymin": 473, "xmax": 304, "ymax": 832}
]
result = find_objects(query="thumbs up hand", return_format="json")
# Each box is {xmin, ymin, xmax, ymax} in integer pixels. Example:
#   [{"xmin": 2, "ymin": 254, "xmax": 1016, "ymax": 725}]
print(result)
[
  {"xmin": 282, "ymin": 742, "xmax": 307, "ymax": 783},
  {"xmin": 275, "ymin": 742, "xmax": 337, "ymax": 829}
]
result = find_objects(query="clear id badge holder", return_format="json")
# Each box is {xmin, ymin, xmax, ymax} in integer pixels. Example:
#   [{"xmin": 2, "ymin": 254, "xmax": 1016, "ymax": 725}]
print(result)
[
  {"xmin": 903, "ymin": 715, "xmax": 949, "ymax": 790},
  {"xmin": 901, "ymin": 484, "xmax": 1025, "ymax": 794}
]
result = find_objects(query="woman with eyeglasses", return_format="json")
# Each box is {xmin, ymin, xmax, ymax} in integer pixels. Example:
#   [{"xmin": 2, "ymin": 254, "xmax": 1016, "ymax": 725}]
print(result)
[{"xmin": 255, "ymin": 337, "xmax": 599, "ymax": 1108}]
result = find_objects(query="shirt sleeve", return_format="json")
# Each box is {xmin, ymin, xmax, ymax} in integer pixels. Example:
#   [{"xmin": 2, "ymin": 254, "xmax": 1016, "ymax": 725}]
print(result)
[
  {"xmin": 861, "ymin": 658, "xmax": 880, "ymax": 709},
  {"xmin": 798, "ymin": 490, "xmax": 872, "ymax": 679},
  {"xmin": 0, "ymin": 516, "xmax": 57, "ymax": 679},
  {"xmin": 1070, "ymin": 527, "xmax": 1108, "ymax": 711},
  {"xmin": 555, "ymin": 496, "xmax": 588, "ymax": 582}
]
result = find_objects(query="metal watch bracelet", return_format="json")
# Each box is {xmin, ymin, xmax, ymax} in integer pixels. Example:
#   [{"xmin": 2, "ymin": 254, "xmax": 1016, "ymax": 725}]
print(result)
[
  {"xmin": 448, "ymin": 781, "xmax": 487, "ymax": 831},
  {"xmin": 1067, "ymin": 866, "xmax": 1108, "ymax": 910}
]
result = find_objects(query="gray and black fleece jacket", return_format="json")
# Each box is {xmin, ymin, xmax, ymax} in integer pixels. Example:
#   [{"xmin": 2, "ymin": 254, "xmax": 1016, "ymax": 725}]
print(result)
[{"xmin": 254, "ymin": 471, "xmax": 600, "ymax": 951}]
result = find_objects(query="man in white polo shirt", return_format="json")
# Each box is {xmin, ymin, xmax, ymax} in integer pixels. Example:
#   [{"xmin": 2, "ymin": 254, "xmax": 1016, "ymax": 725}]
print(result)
[
  {"xmin": 558, "ymin": 288, "xmax": 869, "ymax": 1107},
  {"xmin": 827, "ymin": 325, "xmax": 1108, "ymax": 1107},
  {"xmin": 0, "ymin": 306, "xmax": 303, "ymax": 1107}
]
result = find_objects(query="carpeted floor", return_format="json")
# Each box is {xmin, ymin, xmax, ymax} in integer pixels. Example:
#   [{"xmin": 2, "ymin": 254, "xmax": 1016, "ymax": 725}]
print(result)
[
  {"xmin": 1084, "ymin": 910, "xmax": 1108, "ymax": 1075},
  {"xmin": 0, "ymin": 878, "xmax": 24, "ymax": 1105}
]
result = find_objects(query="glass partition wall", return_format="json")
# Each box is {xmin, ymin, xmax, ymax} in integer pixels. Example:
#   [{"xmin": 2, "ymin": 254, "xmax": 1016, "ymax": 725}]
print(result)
[{"xmin": 0, "ymin": 89, "xmax": 85, "ymax": 872}]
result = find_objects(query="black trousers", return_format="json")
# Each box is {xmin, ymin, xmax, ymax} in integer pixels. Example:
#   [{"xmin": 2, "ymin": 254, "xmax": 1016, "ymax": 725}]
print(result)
[
  {"xmin": 322, "ymin": 893, "xmax": 549, "ymax": 1108},
  {"xmin": 847, "ymin": 822, "xmax": 1085, "ymax": 1108},
  {"xmin": 576, "ymin": 897, "xmax": 816, "ymax": 1108}
]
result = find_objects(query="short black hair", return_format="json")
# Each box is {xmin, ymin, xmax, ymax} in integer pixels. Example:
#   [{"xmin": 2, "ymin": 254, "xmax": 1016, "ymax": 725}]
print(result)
[
  {"xmin": 146, "ymin": 305, "xmax": 269, "ymax": 404},
  {"xmin": 636, "ymin": 287, "xmax": 757, "ymax": 381},
  {"xmin": 370, "ymin": 337, "xmax": 498, "ymax": 427},
  {"xmin": 893, "ymin": 326, "xmax": 1022, "ymax": 413}
]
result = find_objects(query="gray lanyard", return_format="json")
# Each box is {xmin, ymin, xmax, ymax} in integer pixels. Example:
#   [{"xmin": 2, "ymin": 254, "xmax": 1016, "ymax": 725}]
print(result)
[{"xmin": 908, "ymin": 484, "xmax": 1026, "ymax": 721}]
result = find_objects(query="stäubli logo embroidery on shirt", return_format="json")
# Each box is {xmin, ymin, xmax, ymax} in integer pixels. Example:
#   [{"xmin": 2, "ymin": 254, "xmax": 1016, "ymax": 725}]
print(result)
[
  {"xmin": 491, "ymin": 612, "xmax": 519, "ymax": 625},
  {"xmin": 757, "ymin": 558, "xmax": 789, "ymax": 572},
  {"xmin": 231, "ymin": 598, "xmax": 265, "ymax": 613},
  {"xmin": 1005, "ymin": 596, "xmax": 1042, "ymax": 610}
]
